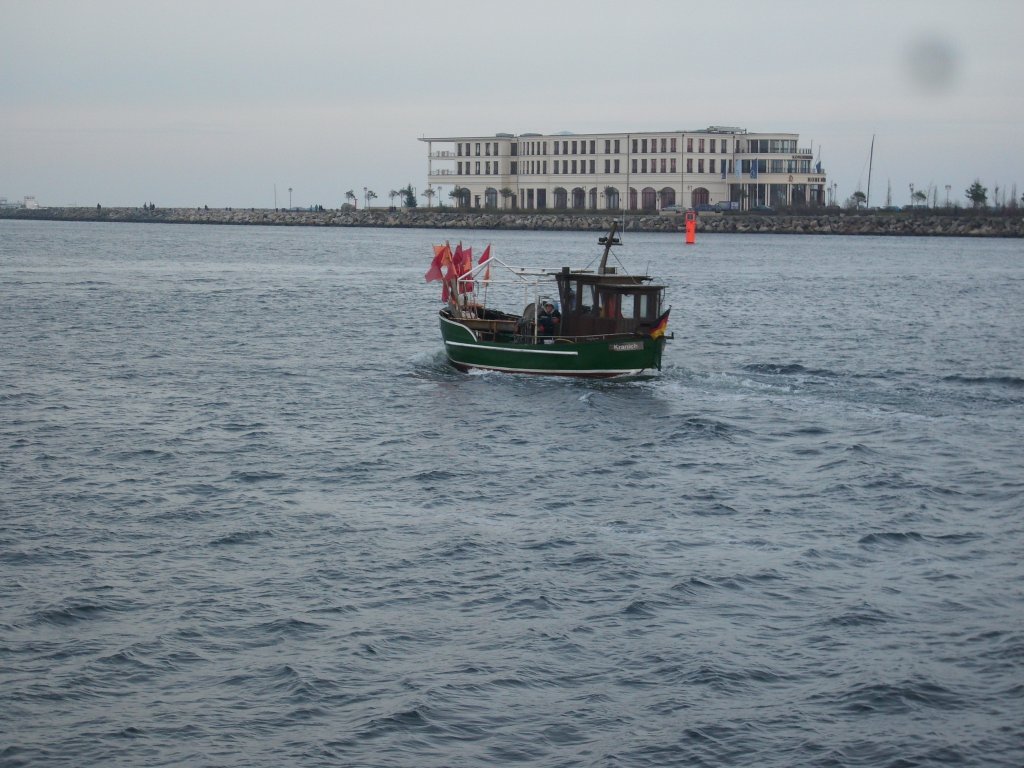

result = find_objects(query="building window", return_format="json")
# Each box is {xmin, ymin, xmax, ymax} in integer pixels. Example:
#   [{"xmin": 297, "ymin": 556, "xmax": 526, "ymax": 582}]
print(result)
[
  {"xmin": 572, "ymin": 160, "xmax": 577, "ymax": 174},
  {"xmin": 670, "ymin": 158, "xmax": 677, "ymax": 173},
  {"xmin": 476, "ymin": 161, "xmax": 481, "ymax": 174},
  {"xmin": 510, "ymin": 161, "xmax": 517, "ymax": 174},
  {"xmin": 632, "ymin": 139, "xmax": 638, "ymax": 153},
  {"xmin": 641, "ymin": 159, "xmax": 647, "ymax": 173},
  {"xmin": 660, "ymin": 159, "xmax": 667, "ymax": 173},
  {"xmin": 590, "ymin": 140, "xmax": 596, "ymax": 154},
  {"xmin": 475, "ymin": 143, "xmax": 481, "ymax": 156},
  {"xmin": 641, "ymin": 138, "xmax": 648, "ymax": 153},
  {"xmin": 589, "ymin": 159, "xmax": 595, "ymax": 174},
  {"xmin": 605, "ymin": 159, "xmax": 611, "ymax": 173},
  {"xmin": 686, "ymin": 138, "xmax": 693, "ymax": 152},
  {"xmin": 554, "ymin": 143, "xmax": 560, "ymax": 155},
  {"xmin": 710, "ymin": 139, "xmax": 716, "ymax": 153},
  {"xmin": 698, "ymin": 159, "xmax": 704, "ymax": 173},
  {"xmin": 721, "ymin": 140, "xmax": 728, "ymax": 153},
  {"xmin": 699, "ymin": 139, "xmax": 705, "ymax": 153},
  {"xmin": 614, "ymin": 140, "xmax": 620, "ymax": 153},
  {"xmin": 671, "ymin": 138, "xmax": 677, "ymax": 153},
  {"xmin": 686, "ymin": 158, "xmax": 693, "ymax": 173},
  {"xmin": 457, "ymin": 161, "xmax": 463, "ymax": 174},
  {"xmin": 605, "ymin": 139, "xmax": 611, "ymax": 153},
  {"xmin": 543, "ymin": 161, "xmax": 547, "ymax": 173},
  {"xmin": 709, "ymin": 159, "xmax": 715, "ymax": 174},
  {"xmin": 485, "ymin": 144, "xmax": 491, "ymax": 156},
  {"xmin": 632, "ymin": 159, "xmax": 637, "ymax": 173},
  {"xmin": 614, "ymin": 159, "xmax": 620, "ymax": 173},
  {"xmin": 572, "ymin": 141, "xmax": 578, "ymax": 154}
]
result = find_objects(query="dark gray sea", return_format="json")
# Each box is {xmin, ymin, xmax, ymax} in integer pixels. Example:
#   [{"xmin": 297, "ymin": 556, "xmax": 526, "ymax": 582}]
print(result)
[{"xmin": 2, "ymin": 220, "xmax": 1022, "ymax": 767}]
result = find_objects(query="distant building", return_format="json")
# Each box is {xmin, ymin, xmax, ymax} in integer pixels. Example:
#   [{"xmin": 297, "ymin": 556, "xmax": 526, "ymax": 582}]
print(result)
[{"xmin": 420, "ymin": 127, "xmax": 827, "ymax": 211}]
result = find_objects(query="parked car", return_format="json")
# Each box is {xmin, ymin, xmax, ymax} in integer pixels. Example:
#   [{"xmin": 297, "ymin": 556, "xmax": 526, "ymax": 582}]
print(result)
[
  {"xmin": 660, "ymin": 204, "xmax": 686, "ymax": 214},
  {"xmin": 751, "ymin": 205, "xmax": 775, "ymax": 213}
]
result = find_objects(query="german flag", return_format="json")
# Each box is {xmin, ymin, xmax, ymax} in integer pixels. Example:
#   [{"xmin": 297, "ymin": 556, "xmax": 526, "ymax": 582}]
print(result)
[{"xmin": 650, "ymin": 308, "xmax": 671, "ymax": 339}]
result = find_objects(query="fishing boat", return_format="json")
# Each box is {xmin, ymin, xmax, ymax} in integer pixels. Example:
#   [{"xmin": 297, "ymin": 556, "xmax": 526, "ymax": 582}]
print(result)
[{"xmin": 427, "ymin": 223, "xmax": 671, "ymax": 378}]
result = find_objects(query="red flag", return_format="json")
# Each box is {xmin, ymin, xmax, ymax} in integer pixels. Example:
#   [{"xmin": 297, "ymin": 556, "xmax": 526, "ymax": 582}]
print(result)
[
  {"xmin": 424, "ymin": 244, "xmax": 446, "ymax": 282},
  {"xmin": 461, "ymin": 247, "xmax": 473, "ymax": 293},
  {"xmin": 439, "ymin": 242, "xmax": 454, "ymax": 276},
  {"xmin": 479, "ymin": 244, "xmax": 492, "ymax": 282}
]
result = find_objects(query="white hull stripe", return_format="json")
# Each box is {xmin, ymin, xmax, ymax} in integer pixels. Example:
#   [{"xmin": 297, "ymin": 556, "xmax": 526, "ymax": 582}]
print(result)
[
  {"xmin": 451, "ymin": 361, "xmax": 645, "ymax": 376},
  {"xmin": 445, "ymin": 340, "xmax": 578, "ymax": 357}
]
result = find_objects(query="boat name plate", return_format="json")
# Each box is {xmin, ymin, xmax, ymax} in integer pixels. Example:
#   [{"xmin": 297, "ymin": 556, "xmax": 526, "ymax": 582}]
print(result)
[{"xmin": 610, "ymin": 341, "xmax": 644, "ymax": 352}]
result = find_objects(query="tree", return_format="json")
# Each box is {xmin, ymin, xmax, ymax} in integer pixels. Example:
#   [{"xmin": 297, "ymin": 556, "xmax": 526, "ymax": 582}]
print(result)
[
  {"xmin": 912, "ymin": 190, "xmax": 928, "ymax": 207},
  {"xmin": 851, "ymin": 191, "xmax": 867, "ymax": 209},
  {"xmin": 401, "ymin": 184, "xmax": 417, "ymax": 208},
  {"xmin": 421, "ymin": 186, "xmax": 436, "ymax": 208},
  {"xmin": 345, "ymin": 190, "xmax": 357, "ymax": 208},
  {"xmin": 500, "ymin": 187, "xmax": 514, "ymax": 209},
  {"xmin": 965, "ymin": 180, "xmax": 987, "ymax": 208},
  {"xmin": 388, "ymin": 190, "xmax": 399, "ymax": 207},
  {"xmin": 365, "ymin": 190, "xmax": 377, "ymax": 208}
]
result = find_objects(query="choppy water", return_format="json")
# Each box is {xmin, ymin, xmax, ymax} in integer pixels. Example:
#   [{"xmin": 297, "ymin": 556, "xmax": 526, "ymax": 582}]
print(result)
[{"xmin": 2, "ymin": 220, "xmax": 1023, "ymax": 767}]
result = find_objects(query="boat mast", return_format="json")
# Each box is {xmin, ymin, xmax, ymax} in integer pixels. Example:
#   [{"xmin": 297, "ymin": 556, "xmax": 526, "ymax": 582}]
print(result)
[
  {"xmin": 866, "ymin": 134, "xmax": 875, "ymax": 208},
  {"xmin": 598, "ymin": 221, "xmax": 620, "ymax": 275}
]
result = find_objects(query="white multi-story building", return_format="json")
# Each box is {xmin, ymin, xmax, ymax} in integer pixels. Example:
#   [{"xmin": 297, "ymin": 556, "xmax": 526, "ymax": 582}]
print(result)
[{"xmin": 420, "ymin": 127, "xmax": 827, "ymax": 211}]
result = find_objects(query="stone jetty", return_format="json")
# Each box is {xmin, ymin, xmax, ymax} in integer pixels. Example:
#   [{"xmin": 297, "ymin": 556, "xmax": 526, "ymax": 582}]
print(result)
[{"xmin": 2, "ymin": 206, "xmax": 1021, "ymax": 237}]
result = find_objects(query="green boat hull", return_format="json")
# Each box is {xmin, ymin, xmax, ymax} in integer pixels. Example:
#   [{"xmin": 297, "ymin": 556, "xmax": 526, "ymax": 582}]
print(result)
[{"xmin": 439, "ymin": 311, "xmax": 665, "ymax": 378}]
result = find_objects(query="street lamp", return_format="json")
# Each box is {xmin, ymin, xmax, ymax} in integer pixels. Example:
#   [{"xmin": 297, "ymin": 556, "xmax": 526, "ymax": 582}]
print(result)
[
  {"xmin": 909, "ymin": 183, "xmax": 915, "ymax": 207},
  {"xmin": 288, "ymin": 187, "xmax": 292, "ymax": 209},
  {"xmin": 945, "ymin": 184, "xmax": 951, "ymax": 207},
  {"xmin": 363, "ymin": 186, "xmax": 367, "ymax": 210}
]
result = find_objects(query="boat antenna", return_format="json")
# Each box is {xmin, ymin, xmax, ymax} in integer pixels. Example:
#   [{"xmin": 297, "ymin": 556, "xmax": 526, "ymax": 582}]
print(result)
[{"xmin": 597, "ymin": 221, "xmax": 620, "ymax": 275}]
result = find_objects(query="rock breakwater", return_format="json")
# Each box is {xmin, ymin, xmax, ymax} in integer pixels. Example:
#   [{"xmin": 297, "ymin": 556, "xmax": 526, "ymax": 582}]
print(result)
[{"xmin": 2, "ymin": 206, "xmax": 1021, "ymax": 237}]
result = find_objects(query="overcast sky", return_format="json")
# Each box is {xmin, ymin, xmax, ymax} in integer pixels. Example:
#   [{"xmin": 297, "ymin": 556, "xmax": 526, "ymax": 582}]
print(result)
[{"xmin": 2, "ymin": 0, "xmax": 1021, "ymax": 209}]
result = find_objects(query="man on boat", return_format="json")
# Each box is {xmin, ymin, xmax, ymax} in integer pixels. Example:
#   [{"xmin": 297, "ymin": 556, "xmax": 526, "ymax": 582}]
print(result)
[{"xmin": 538, "ymin": 301, "xmax": 561, "ymax": 337}]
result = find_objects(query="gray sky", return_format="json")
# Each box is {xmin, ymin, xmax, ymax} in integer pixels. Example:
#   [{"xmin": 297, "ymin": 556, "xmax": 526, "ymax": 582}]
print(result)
[{"xmin": 3, "ymin": 0, "xmax": 1021, "ymax": 209}]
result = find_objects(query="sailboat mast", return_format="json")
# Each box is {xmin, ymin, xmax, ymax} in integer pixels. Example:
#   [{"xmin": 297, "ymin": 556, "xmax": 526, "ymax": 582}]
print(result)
[{"xmin": 866, "ymin": 134, "xmax": 875, "ymax": 208}]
